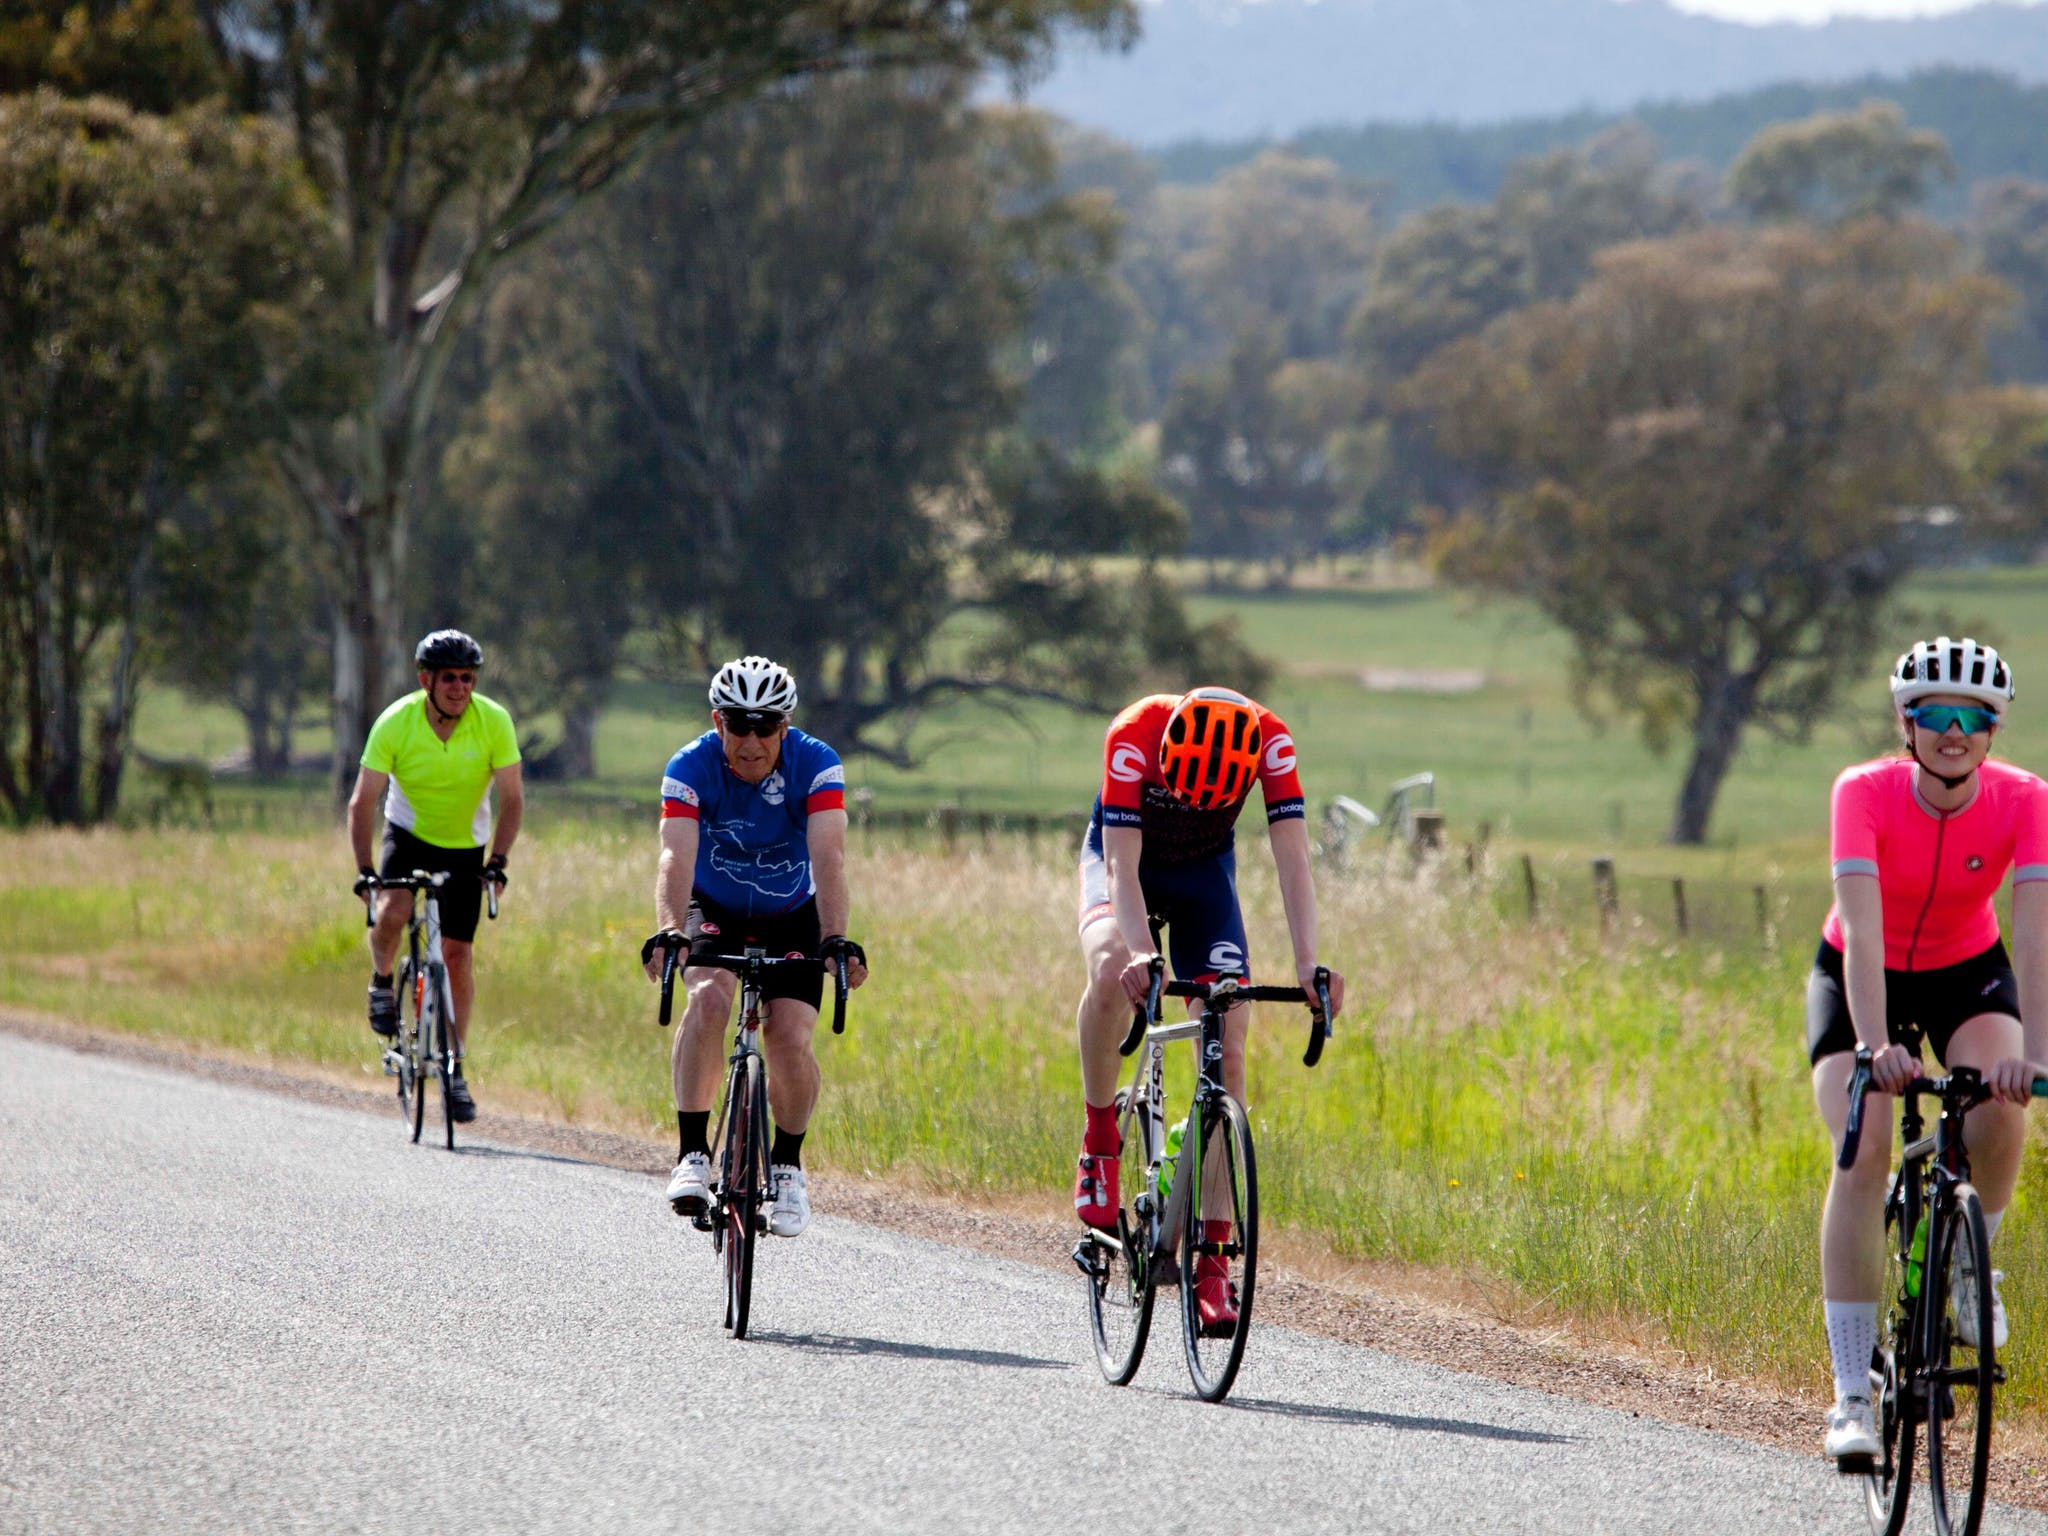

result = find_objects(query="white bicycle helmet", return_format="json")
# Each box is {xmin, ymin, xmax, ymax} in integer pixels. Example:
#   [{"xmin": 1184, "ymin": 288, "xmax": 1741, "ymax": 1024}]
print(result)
[
  {"xmin": 1890, "ymin": 636, "xmax": 2016, "ymax": 713},
  {"xmin": 708, "ymin": 655, "xmax": 798, "ymax": 714}
]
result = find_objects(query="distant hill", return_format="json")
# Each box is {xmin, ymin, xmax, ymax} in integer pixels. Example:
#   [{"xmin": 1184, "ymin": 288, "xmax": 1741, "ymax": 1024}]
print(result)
[
  {"xmin": 1021, "ymin": 0, "xmax": 2048, "ymax": 146},
  {"xmin": 1143, "ymin": 68, "xmax": 2048, "ymax": 217}
]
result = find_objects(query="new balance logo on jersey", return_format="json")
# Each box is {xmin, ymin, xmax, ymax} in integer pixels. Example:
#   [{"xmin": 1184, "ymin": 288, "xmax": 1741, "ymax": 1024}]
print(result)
[
  {"xmin": 1264, "ymin": 734, "xmax": 1296, "ymax": 775},
  {"xmin": 661, "ymin": 776, "xmax": 699, "ymax": 806},
  {"xmin": 1110, "ymin": 743, "xmax": 1148, "ymax": 784},
  {"xmin": 1208, "ymin": 940, "xmax": 1244, "ymax": 974}
]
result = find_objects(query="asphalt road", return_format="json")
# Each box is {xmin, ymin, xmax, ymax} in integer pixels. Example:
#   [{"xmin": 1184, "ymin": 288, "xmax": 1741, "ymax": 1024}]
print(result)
[{"xmin": 4, "ymin": 1032, "xmax": 2042, "ymax": 1536}]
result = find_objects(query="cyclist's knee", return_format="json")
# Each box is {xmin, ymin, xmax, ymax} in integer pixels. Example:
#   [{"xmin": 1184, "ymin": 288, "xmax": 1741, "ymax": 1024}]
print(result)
[{"xmin": 681, "ymin": 970, "xmax": 735, "ymax": 1024}]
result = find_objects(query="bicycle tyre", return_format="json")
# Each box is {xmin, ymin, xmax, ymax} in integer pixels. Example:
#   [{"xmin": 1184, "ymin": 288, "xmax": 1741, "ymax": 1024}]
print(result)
[
  {"xmin": 1085, "ymin": 1087, "xmax": 1156, "ymax": 1385},
  {"xmin": 722, "ymin": 1054, "xmax": 764, "ymax": 1339},
  {"xmin": 406, "ymin": 962, "xmax": 427, "ymax": 1144},
  {"xmin": 1928, "ymin": 1183, "xmax": 1995, "ymax": 1536},
  {"xmin": 1864, "ymin": 1191, "xmax": 1915, "ymax": 1536},
  {"xmin": 433, "ymin": 964, "xmax": 455, "ymax": 1151},
  {"xmin": 1178, "ymin": 1092, "xmax": 1257, "ymax": 1403}
]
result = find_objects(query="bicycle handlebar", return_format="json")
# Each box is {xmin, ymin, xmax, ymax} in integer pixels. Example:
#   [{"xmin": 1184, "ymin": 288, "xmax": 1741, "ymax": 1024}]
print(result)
[
  {"xmin": 1837, "ymin": 1044, "xmax": 2048, "ymax": 1169},
  {"xmin": 639, "ymin": 931, "xmax": 849, "ymax": 1034},
  {"xmin": 1119, "ymin": 954, "xmax": 1333, "ymax": 1067}
]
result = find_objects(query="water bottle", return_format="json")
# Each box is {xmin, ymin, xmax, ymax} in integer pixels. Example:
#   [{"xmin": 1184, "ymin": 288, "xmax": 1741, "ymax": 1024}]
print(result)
[
  {"xmin": 1155, "ymin": 1118, "xmax": 1186, "ymax": 1203},
  {"xmin": 1906, "ymin": 1213, "xmax": 1928, "ymax": 1298}
]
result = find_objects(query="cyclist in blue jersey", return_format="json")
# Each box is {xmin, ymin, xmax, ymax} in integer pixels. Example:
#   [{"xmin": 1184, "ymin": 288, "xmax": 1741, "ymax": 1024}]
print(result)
[{"xmin": 641, "ymin": 655, "xmax": 869, "ymax": 1237}]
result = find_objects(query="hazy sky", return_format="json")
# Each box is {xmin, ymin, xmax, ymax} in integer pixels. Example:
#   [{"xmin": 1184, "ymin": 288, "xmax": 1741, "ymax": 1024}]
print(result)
[{"xmin": 1668, "ymin": 0, "xmax": 2046, "ymax": 20}]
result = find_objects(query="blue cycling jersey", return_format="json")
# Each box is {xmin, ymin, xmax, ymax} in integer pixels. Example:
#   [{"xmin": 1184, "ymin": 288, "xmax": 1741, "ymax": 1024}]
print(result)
[{"xmin": 659, "ymin": 728, "xmax": 847, "ymax": 915}]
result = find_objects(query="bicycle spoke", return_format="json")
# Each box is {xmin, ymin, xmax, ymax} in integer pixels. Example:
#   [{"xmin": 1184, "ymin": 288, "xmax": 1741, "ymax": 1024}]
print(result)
[
  {"xmin": 1927, "ymin": 1187, "xmax": 1995, "ymax": 1536},
  {"xmin": 1179, "ymin": 1094, "xmax": 1257, "ymax": 1403},
  {"xmin": 1083, "ymin": 1087, "xmax": 1156, "ymax": 1385},
  {"xmin": 1864, "ymin": 1194, "xmax": 1914, "ymax": 1536}
]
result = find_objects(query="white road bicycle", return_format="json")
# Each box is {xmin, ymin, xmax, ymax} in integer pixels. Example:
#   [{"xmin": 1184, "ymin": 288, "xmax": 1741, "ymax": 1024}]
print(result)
[{"xmin": 367, "ymin": 869, "xmax": 496, "ymax": 1150}]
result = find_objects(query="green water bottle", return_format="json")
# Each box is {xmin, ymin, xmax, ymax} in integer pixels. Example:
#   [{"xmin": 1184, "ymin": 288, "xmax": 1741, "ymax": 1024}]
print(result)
[
  {"xmin": 1155, "ymin": 1118, "xmax": 1186, "ymax": 1203},
  {"xmin": 1906, "ymin": 1213, "xmax": 1928, "ymax": 1298}
]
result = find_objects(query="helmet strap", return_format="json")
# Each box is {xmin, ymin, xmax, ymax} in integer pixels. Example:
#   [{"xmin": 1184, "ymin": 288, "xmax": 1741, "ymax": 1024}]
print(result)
[{"xmin": 1907, "ymin": 726, "xmax": 1977, "ymax": 792}]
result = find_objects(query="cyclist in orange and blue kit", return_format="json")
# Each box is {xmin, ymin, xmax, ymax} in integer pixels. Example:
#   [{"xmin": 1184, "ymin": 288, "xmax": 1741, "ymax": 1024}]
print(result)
[{"xmin": 1070, "ymin": 686, "xmax": 1345, "ymax": 1332}]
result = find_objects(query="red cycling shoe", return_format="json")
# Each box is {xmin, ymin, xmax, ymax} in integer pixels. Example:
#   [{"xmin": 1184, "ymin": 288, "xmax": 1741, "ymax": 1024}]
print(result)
[
  {"xmin": 1196, "ymin": 1252, "xmax": 1239, "ymax": 1336},
  {"xmin": 1074, "ymin": 1152, "xmax": 1119, "ymax": 1231}
]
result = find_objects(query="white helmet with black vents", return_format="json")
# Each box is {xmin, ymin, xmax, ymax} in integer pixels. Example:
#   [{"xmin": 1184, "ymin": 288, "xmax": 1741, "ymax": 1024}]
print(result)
[
  {"xmin": 1890, "ymin": 636, "xmax": 2016, "ymax": 713},
  {"xmin": 709, "ymin": 655, "xmax": 798, "ymax": 714}
]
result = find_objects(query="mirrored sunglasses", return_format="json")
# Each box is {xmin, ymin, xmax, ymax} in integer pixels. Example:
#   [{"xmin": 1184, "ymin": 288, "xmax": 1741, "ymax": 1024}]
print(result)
[
  {"xmin": 719, "ymin": 709, "xmax": 787, "ymax": 738},
  {"xmin": 1906, "ymin": 703, "xmax": 1998, "ymax": 735}
]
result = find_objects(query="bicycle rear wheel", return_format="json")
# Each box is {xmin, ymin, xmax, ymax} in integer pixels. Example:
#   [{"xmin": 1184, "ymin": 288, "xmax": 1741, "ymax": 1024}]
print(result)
[
  {"xmin": 720, "ymin": 1054, "xmax": 764, "ymax": 1339},
  {"xmin": 1928, "ymin": 1183, "xmax": 1995, "ymax": 1536},
  {"xmin": 1179, "ymin": 1092, "xmax": 1257, "ymax": 1403},
  {"xmin": 433, "ymin": 964, "xmax": 455, "ymax": 1151},
  {"xmin": 1083, "ymin": 1087, "xmax": 1156, "ymax": 1385},
  {"xmin": 1864, "ymin": 1193, "xmax": 1915, "ymax": 1536}
]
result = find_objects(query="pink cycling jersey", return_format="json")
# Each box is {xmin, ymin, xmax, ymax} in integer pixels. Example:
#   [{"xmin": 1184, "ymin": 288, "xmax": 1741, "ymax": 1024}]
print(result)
[{"xmin": 1823, "ymin": 757, "xmax": 2048, "ymax": 971}]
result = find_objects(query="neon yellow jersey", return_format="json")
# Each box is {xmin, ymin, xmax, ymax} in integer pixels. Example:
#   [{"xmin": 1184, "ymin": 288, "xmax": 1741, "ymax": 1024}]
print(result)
[{"xmin": 361, "ymin": 690, "xmax": 521, "ymax": 849}]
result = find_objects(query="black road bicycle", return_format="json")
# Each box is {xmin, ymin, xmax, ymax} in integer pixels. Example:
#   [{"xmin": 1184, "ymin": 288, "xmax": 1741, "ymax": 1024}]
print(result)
[
  {"xmin": 642, "ymin": 931, "xmax": 849, "ymax": 1339},
  {"xmin": 1074, "ymin": 937, "xmax": 1330, "ymax": 1403},
  {"xmin": 367, "ymin": 869, "xmax": 499, "ymax": 1150},
  {"xmin": 1839, "ymin": 1038, "xmax": 2048, "ymax": 1536}
]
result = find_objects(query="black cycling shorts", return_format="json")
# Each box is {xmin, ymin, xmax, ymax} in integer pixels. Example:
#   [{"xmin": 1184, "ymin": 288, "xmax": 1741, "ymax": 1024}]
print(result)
[
  {"xmin": 684, "ymin": 892, "xmax": 824, "ymax": 1010},
  {"xmin": 379, "ymin": 825, "xmax": 486, "ymax": 943},
  {"xmin": 1805, "ymin": 937, "xmax": 2021, "ymax": 1067}
]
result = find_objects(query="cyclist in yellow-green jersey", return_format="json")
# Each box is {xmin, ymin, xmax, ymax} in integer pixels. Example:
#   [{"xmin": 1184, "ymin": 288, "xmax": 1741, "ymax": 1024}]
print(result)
[{"xmin": 346, "ymin": 629, "xmax": 524, "ymax": 1122}]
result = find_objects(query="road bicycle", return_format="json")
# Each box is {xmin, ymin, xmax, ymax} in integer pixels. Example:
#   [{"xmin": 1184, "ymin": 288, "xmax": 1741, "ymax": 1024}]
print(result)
[
  {"xmin": 642, "ymin": 930, "xmax": 849, "ymax": 1340},
  {"xmin": 1839, "ymin": 1038, "xmax": 2048, "ymax": 1536},
  {"xmin": 1073, "ymin": 937, "xmax": 1330, "ymax": 1402},
  {"xmin": 367, "ymin": 869, "xmax": 499, "ymax": 1150}
]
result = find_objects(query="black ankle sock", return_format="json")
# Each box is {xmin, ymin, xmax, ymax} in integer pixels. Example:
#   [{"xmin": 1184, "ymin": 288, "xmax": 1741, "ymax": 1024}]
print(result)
[
  {"xmin": 677, "ymin": 1111, "xmax": 710, "ymax": 1160},
  {"xmin": 372, "ymin": 972, "xmax": 392, "ymax": 988},
  {"xmin": 770, "ymin": 1127, "xmax": 805, "ymax": 1168}
]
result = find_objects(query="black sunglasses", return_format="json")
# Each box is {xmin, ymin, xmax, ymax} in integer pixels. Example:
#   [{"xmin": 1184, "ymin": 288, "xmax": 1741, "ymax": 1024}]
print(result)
[{"xmin": 719, "ymin": 709, "xmax": 787, "ymax": 738}]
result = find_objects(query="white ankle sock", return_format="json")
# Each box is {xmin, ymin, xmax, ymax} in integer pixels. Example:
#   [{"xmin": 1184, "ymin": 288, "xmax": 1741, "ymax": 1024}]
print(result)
[{"xmin": 1825, "ymin": 1299, "xmax": 1878, "ymax": 1404}]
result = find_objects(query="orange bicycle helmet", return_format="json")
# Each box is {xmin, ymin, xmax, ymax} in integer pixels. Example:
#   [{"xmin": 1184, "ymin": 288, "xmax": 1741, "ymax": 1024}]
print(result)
[{"xmin": 1160, "ymin": 687, "xmax": 1263, "ymax": 810}]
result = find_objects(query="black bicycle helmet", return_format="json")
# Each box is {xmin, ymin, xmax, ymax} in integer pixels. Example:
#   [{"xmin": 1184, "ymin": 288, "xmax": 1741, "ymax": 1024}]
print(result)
[{"xmin": 415, "ymin": 628, "xmax": 483, "ymax": 670}]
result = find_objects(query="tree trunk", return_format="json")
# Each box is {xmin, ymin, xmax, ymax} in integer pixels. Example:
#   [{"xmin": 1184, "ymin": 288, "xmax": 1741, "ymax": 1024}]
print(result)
[
  {"xmin": 555, "ymin": 694, "xmax": 599, "ymax": 781},
  {"xmin": 1668, "ymin": 669, "xmax": 1761, "ymax": 846},
  {"xmin": 326, "ymin": 486, "xmax": 410, "ymax": 809}
]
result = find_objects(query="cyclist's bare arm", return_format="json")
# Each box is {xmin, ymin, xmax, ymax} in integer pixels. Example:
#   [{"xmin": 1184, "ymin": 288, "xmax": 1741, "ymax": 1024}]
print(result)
[
  {"xmin": 347, "ymin": 768, "xmax": 389, "ymax": 886},
  {"xmin": 806, "ymin": 808, "xmax": 867, "ymax": 989},
  {"xmin": 1266, "ymin": 816, "xmax": 1343, "ymax": 1015},
  {"xmin": 1993, "ymin": 881, "xmax": 2048, "ymax": 1102},
  {"xmin": 1102, "ymin": 825, "xmax": 1155, "ymax": 1003},
  {"xmin": 489, "ymin": 763, "xmax": 524, "ymax": 862},
  {"xmin": 648, "ymin": 816, "xmax": 698, "ymax": 982},
  {"xmin": 1833, "ymin": 871, "xmax": 1907, "ymax": 1088}
]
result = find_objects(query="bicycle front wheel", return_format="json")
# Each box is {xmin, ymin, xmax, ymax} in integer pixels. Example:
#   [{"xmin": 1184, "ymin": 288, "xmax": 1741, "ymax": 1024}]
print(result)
[
  {"xmin": 720, "ymin": 1054, "xmax": 765, "ymax": 1339},
  {"xmin": 1179, "ymin": 1092, "xmax": 1257, "ymax": 1403},
  {"xmin": 1084, "ymin": 1087, "xmax": 1156, "ymax": 1385},
  {"xmin": 405, "ymin": 963, "xmax": 427, "ymax": 1144},
  {"xmin": 1864, "ymin": 1193, "xmax": 1915, "ymax": 1536},
  {"xmin": 1928, "ymin": 1183, "xmax": 1995, "ymax": 1536}
]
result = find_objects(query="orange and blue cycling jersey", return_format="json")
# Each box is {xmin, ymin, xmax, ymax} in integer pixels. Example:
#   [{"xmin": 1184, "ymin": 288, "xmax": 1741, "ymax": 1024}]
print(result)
[
  {"xmin": 1823, "ymin": 757, "xmax": 2048, "ymax": 971},
  {"xmin": 1079, "ymin": 694, "xmax": 1305, "ymax": 982},
  {"xmin": 1096, "ymin": 694, "xmax": 1305, "ymax": 866}
]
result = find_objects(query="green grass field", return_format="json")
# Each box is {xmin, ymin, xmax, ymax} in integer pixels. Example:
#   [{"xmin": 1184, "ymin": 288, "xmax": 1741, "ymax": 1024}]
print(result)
[{"xmin": 37, "ymin": 562, "xmax": 2048, "ymax": 1433}]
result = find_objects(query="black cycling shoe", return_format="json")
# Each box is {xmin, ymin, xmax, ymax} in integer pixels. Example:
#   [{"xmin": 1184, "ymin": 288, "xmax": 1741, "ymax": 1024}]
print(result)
[
  {"xmin": 447, "ymin": 1074, "xmax": 477, "ymax": 1123},
  {"xmin": 368, "ymin": 982, "xmax": 399, "ymax": 1037}
]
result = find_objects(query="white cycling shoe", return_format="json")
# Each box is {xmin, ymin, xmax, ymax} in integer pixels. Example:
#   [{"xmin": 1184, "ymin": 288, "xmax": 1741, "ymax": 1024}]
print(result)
[
  {"xmin": 1952, "ymin": 1243, "xmax": 2009, "ymax": 1350},
  {"xmin": 666, "ymin": 1151, "xmax": 713, "ymax": 1215},
  {"xmin": 769, "ymin": 1165, "xmax": 810, "ymax": 1238},
  {"xmin": 1824, "ymin": 1396, "xmax": 1880, "ymax": 1462}
]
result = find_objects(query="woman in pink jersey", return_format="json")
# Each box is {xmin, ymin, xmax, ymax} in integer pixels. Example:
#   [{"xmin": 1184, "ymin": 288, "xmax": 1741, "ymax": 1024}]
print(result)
[{"xmin": 1811, "ymin": 637, "xmax": 2048, "ymax": 1463}]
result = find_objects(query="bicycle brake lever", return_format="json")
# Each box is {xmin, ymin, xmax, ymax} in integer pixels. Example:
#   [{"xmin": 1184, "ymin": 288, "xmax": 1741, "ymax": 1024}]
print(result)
[
  {"xmin": 1305, "ymin": 966, "xmax": 1332, "ymax": 1069},
  {"xmin": 1120, "ymin": 955, "xmax": 1165, "ymax": 1057},
  {"xmin": 1838, "ymin": 1050, "xmax": 1873, "ymax": 1171}
]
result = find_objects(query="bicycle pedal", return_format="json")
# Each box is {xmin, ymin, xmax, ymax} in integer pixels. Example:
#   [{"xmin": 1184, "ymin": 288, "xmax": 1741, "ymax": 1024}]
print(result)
[
  {"xmin": 1992, "ymin": 1365, "xmax": 2008, "ymax": 1385},
  {"xmin": 380, "ymin": 1051, "xmax": 402, "ymax": 1076},
  {"xmin": 1833, "ymin": 1454, "xmax": 1876, "ymax": 1477}
]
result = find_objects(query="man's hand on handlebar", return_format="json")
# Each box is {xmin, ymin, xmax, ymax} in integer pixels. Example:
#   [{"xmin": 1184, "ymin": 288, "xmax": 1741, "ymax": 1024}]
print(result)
[
  {"xmin": 1300, "ymin": 962, "xmax": 1344, "ymax": 1019},
  {"xmin": 1869, "ymin": 1040, "xmax": 1921, "ymax": 1096},
  {"xmin": 1119, "ymin": 951, "xmax": 1163, "ymax": 1008},
  {"xmin": 820, "ymin": 935, "xmax": 869, "ymax": 991},
  {"xmin": 353, "ymin": 866, "xmax": 379, "ymax": 905},
  {"xmin": 642, "ymin": 928, "xmax": 686, "ymax": 984}
]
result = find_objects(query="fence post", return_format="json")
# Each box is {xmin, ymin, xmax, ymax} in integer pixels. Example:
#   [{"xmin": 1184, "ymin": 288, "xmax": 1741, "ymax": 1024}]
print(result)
[
  {"xmin": 1754, "ymin": 885, "xmax": 1776, "ymax": 952},
  {"xmin": 939, "ymin": 806, "xmax": 958, "ymax": 851},
  {"xmin": 1672, "ymin": 878, "xmax": 1688, "ymax": 937},
  {"xmin": 1522, "ymin": 854, "xmax": 1539, "ymax": 920},
  {"xmin": 1592, "ymin": 857, "xmax": 1618, "ymax": 933},
  {"xmin": 976, "ymin": 811, "xmax": 992, "ymax": 850}
]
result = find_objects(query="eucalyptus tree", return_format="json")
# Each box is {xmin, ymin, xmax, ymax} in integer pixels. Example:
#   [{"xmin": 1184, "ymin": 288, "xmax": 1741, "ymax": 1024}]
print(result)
[{"xmin": 178, "ymin": 0, "xmax": 1135, "ymax": 800}]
